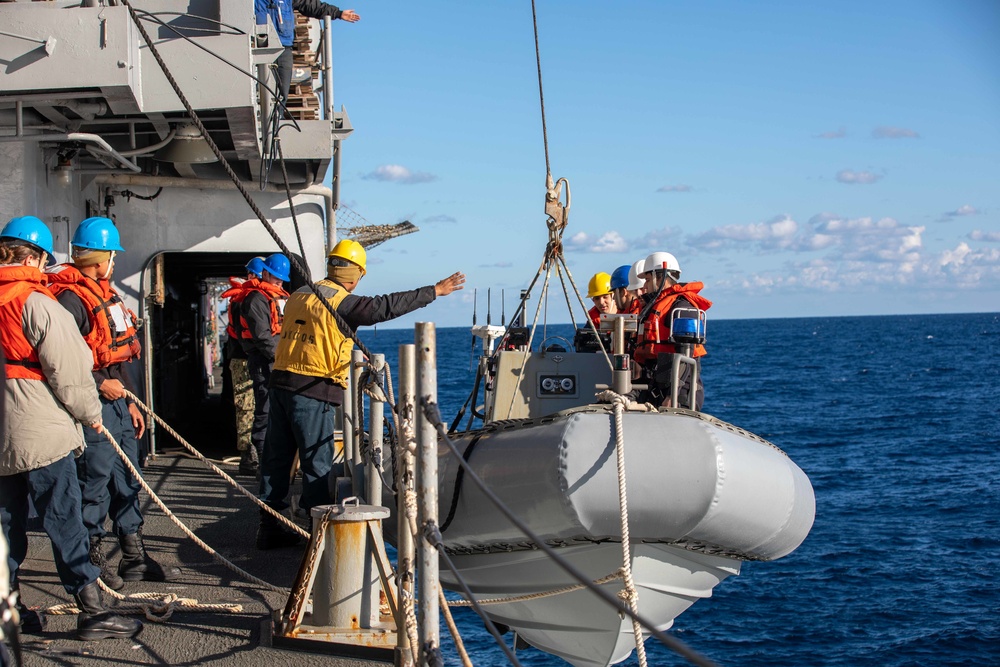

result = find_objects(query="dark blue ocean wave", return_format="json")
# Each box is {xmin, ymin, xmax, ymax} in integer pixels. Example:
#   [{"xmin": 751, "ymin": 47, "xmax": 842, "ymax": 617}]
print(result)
[{"xmin": 359, "ymin": 312, "xmax": 1000, "ymax": 667}]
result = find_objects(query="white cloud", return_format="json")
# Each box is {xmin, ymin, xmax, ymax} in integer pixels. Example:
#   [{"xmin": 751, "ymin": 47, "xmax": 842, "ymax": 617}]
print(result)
[
  {"xmin": 969, "ymin": 230, "xmax": 1000, "ymax": 242},
  {"xmin": 938, "ymin": 204, "xmax": 980, "ymax": 222},
  {"xmin": 688, "ymin": 215, "xmax": 800, "ymax": 253},
  {"xmin": 816, "ymin": 127, "xmax": 846, "ymax": 139},
  {"xmin": 479, "ymin": 261, "xmax": 513, "ymax": 268},
  {"xmin": 564, "ymin": 226, "xmax": 682, "ymax": 255},
  {"xmin": 362, "ymin": 164, "xmax": 437, "ymax": 184},
  {"xmin": 836, "ymin": 169, "xmax": 883, "ymax": 185},
  {"xmin": 711, "ymin": 213, "xmax": 1000, "ymax": 294},
  {"xmin": 657, "ymin": 184, "xmax": 692, "ymax": 193},
  {"xmin": 872, "ymin": 126, "xmax": 920, "ymax": 139},
  {"xmin": 564, "ymin": 231, "xmax": 629, "ymax": 253}
]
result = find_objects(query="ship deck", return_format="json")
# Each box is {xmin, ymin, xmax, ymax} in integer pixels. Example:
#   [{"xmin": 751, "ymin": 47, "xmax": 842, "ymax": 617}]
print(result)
[{"xmin": 14, "ymin": 450, "xmax": 385, "ymax": 667}]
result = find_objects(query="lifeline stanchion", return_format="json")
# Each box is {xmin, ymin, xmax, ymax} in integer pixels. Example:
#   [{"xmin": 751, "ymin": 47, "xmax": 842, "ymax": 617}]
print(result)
[
  {"xmin": 415, "ymin": 322, "xmax": 441, "ymax": 665},
  {"xmin": 351, "ymin": 348, "xmax": 366, "ymax": 497},
  {"xmin": 396, "ymin": 343, "xmax": 418, "ymax": 667},
  {"xmin": 368, "ymin": 352, "xmax": 386, "ymax": 507}
]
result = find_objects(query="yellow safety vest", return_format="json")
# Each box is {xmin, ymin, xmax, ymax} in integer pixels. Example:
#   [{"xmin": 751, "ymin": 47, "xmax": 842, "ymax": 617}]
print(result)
[{"xmin": 273, "ymin": 280, "xmax": 354, "ymax": 386}]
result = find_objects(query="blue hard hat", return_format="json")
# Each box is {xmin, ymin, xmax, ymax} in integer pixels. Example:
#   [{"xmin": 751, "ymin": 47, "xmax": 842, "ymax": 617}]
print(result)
[
  {"xmin": 72, "ymin": 217, "xmax": 125, "ymax": 252},
  {"xmin": 262, "ymin": 253, "xmax": 290, "ymax": 282},
  {"xmin": 1, "ymin": 216, "xmax": 55, "ymax": 256},
  {"xmin": 246, "ymin": 257, "xmax": 266, "ymax": 279},
  {"xmin": 610, "ymin": 265, "xmax": 631, "ymax": 290}
]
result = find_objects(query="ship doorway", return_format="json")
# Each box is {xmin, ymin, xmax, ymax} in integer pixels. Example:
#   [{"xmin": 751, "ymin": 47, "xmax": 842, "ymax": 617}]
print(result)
[{"xmin": 145, "ymin": 251, "xmax": 308, "ymax": 458}]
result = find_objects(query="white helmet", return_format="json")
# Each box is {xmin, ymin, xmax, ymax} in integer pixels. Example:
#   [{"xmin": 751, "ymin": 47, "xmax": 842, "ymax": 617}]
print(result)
[
  {"xmin": 627, "ymin": 259, "xmax": 646, "ymax": 291},
  {"xmin": 643, "ymin": 251, "xmax": 681, "ymax": 277}
]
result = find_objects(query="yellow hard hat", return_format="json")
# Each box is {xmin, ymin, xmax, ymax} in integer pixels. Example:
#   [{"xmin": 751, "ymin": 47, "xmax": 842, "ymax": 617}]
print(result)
[
  {"xmin": 587, "ymin": 272, "xmax": 613, "ymax": 298},
  {"xmin": 328, "ymin": 239, "xmax": 367, "ymax": 275}
]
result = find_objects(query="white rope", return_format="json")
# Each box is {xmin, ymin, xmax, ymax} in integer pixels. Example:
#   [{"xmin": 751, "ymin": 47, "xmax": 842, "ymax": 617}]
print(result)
[
  {"xmin": 45, "ymin": 588, "xmax": 243, "ymax": 621},
  {"xmin": 609, "ymin": 393, "xmax": 648, "ymax": 667},
  {"xmin": 396, "ymin": 396, "xmax": 471, "ymax": 665},
  {"xmin": 124, "ymin": 389, "xmax": 309, "ymax": 540},
  {"xmin": 92, "ymin": 424, "xmax": 287, "ymax": 594}
]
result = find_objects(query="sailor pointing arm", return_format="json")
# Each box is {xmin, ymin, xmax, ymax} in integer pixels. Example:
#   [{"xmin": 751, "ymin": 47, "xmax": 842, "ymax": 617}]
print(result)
[{"xmin": 256, "ymin": 240, "xmax": 463, "ymax": 549}]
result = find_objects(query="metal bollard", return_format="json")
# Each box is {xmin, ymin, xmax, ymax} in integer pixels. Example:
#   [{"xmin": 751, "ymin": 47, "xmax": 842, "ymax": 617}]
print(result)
[
  {"xmin": 310, "ymin": 501, "xmax": 391, "ymax": 629},
  {"xmin": 414, "ymin": 323, "xmax": 440, "ymax": 662}
]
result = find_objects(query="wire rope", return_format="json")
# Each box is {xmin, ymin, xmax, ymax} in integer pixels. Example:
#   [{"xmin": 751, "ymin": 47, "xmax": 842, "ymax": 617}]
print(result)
[{"xmin": 121, "ymin": 0, "xmax": 377, "ymax": 365}]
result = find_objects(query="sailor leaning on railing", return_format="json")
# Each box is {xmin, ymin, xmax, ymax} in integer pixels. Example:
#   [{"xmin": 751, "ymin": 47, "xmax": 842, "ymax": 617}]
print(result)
[{"xmin": 0, "ymin": 215, "xmax": 141, "ymax": 642}]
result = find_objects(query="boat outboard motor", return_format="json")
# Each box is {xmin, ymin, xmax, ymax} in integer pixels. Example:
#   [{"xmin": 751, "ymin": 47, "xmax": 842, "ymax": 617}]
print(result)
[{"xmin": 668, "ymin": 308, "xmax": 707, "ymax": 410}]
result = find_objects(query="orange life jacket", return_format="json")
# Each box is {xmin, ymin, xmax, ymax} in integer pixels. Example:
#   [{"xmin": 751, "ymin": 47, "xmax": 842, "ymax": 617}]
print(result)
[
  {"xmin": 220, "ymin": 277, "xmax": 247, "ymax": 340},
  {"xmin": 239, "ymin": 280, "xmax": 288, "ymax": 338},
  {"xmin": 634, "ymin": 282, "xmax": 712, "ymax": 365},
  {"xmin": 0, "ymin": 265, "xmax": 58, "ymax": 381},
  {"xmin": 46, "ymin": 264, "xmax": 141, "ymax": 370},
  {"xmin": 587, "ymin": 305, "xmax": 602, "ymax": 327},
  {"xmin": 624, "ymin": 297, "xmax": 644, "ymax": 316}
]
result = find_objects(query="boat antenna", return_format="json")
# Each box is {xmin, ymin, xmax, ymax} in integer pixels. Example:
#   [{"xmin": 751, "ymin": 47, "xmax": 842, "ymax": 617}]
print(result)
[
  {"xmin": 501, "ymin": 289, "xmax": 506, "ymax": 326},
  {"xmin": 487, "ymin": 288, "xmax": 492, "ymax": 326},
  {"xmin": 470, "ymin": 288, "xmax": 477, "ymax": 371}
]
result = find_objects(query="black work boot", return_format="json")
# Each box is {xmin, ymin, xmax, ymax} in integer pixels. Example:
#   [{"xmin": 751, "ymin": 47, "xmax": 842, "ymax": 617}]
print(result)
[
  {"xmin": 89, "ymin": 535, "xmax": 124, "ymax": 590},
  {"xmin": 117, "ymin": 531, "xmax": 181, "ymax": 583},
  {"xmin": 256, "ymin": 513, "xmax": 305, "ymax": 550},
  {"xmin": 74, "ymin": 582, "xmax": 142, "ymax": 640},
  {"xmin": 11, "ymin": 583, "xmax": 43, "ymax": 634},
  {"xmin": 238, "ymin": 446, "xmax": 259, "ymax": 476}
]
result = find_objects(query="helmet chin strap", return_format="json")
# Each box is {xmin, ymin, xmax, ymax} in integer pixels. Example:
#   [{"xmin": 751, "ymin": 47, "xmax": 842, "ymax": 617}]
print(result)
[{"xmin": 101, "ymin": 252, "xmax": 116, "ymax": 280}]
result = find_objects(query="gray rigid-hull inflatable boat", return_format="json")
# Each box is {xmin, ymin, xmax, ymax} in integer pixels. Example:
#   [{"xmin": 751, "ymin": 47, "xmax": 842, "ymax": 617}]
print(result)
[{"xmin": 437, "ymin": 348, "xmax": 815, "ymax": 667}]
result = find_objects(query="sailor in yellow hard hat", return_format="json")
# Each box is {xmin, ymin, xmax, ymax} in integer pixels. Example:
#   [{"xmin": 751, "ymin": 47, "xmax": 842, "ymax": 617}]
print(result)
[
  {"xmin": 255, "ymin": 239, "xmax": 465, "ymax": 549},
  {"xmin": 586, "ymin": 271, "xmax": 617, "ymax": 327}
]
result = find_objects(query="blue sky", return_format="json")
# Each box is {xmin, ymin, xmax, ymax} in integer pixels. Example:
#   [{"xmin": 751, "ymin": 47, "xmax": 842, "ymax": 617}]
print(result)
[{"xmin": 321, "ymin": 0, "xmax": 999, "ymax": 328}]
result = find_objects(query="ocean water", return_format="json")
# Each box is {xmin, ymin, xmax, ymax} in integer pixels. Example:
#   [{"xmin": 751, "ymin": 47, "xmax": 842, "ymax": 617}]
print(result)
[{"xmin": 358, "ymin": 312, "xmax": 1000, "ymax": 667}]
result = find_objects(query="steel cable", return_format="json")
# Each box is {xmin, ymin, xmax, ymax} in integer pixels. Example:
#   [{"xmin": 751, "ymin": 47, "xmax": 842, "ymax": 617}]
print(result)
[{"xmin": 121, "ymin": 0, "xmax": 376, "ymax": 366}]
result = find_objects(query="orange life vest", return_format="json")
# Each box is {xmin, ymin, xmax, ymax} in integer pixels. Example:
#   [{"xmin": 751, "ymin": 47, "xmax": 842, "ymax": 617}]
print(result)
[
  {"xmin": 624, "ymin": 296, "xmax": 644, "ymax": 316},
  {"xmin": 587, "ymin": 306, "xmax": 602, "ymax": 327},
  {"xmin": 220, "ymin": 277, "xmax": 247, "ymax": 340},
  {"xmin": 0, "ymin": 265, "xmax": 58, "ymax": 381},
  {"xmin": 239, "ymin": 280, "xmax": 287, "ymax": 338},
  {"xmin": 634, "ymin": 282, "xmax": 713, "ymax": 365},
  {"xmin": 46, "ymin": 264, "xmax": 141, "ymax": 370}
]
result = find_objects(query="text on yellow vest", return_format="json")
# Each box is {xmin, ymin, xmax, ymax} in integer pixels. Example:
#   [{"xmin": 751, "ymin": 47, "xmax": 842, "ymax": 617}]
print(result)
[{"xmin": 273, "ymin": 279, "xmax": 354, "ymax": 386}]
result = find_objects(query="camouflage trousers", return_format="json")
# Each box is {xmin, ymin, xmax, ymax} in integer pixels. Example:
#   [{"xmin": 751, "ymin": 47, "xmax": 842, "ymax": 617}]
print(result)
[{"xmin": 230, "ymin": 357, "xmax": 255, "ymax": 452}]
